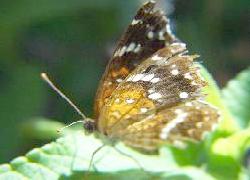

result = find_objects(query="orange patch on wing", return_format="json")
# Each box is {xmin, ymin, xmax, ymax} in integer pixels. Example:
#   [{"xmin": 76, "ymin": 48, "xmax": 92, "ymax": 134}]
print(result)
[
  {"xmin": 98, "ymin": 83, "xmax": 155, "ymax": 134},
  {"xmin": 111, "ymin": 67, "xmax": 130, "ymax": 78}
]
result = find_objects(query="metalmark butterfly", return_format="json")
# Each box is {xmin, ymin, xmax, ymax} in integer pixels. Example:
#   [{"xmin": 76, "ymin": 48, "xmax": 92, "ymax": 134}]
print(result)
[{"xmin": 42, "ymin": 1, "xmax": 219, "ymax": 153}]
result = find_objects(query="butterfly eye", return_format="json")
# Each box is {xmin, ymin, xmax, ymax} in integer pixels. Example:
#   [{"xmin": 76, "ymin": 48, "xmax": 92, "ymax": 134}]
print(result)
[{"xmin": 83, "ymin": 120, "xmax": 96, "ymax": 133}]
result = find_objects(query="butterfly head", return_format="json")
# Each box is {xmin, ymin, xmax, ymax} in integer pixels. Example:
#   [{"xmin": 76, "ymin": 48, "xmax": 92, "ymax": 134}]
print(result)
[{"xmin": 83, "ymin": 118, "xmax": 96, "ymax": 134}]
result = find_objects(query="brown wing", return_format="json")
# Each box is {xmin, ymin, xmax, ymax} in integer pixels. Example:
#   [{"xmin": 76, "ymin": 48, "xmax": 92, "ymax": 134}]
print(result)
[
  {"xmin": 119, "ymin": 100, "xmax": 219, "ymax": 152},
  {"xmin": 97, "ymin": 42, "xmax": 220, "ymax": 152},
  {"xmin": 94, "ymin": 1, "xmax": 177, "ymax": 117},
  {"xmin": 97, "ymin": 43, "xmax": 212, "ymax": 137}
]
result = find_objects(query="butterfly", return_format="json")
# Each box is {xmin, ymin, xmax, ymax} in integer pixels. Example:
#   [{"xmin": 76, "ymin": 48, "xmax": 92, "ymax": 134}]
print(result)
[{"xmin": 42, "ymin": 0, "xmax": 220, "ymax": 153}]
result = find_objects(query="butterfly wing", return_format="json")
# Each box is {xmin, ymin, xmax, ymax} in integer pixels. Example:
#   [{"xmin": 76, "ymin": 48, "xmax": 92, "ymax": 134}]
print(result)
[
  {"xmin": 119, "ymin": 100, "xmax": 219, "ymax": 152},
  {"xmin": 94, "ymin": 1, "xmax": 177, "ymax": 117},
  {"xmin": 97, "ymin": 42, "xmax": 219, "ymax": 151}
]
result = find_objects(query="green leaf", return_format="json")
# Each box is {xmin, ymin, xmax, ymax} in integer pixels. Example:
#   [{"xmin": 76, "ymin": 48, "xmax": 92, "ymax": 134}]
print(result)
[
  {"xmin": 0, "ymin": 132, "xmax": 215, "ymax": 180},
  {"xmin": 197, "ymin": 66, "xmax": 250, "ymax": 179},
  {"xmin": 20, "ymin": 118, "xmax": 66, "ymax": 140},
  {"xmin": 200, "ymin": 65, "xmax": 239, "ymax": 134},
  {"xmin": 207, "ymin": 128, "xmax": 250, "ymax": 180},
  {"xmin": 222, "ymin": 68, "xmax": 250, "ymax": 128}
]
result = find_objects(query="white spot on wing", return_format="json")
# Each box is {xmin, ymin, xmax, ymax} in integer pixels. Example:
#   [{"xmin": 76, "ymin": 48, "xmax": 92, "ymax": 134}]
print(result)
[
  {"xmin": 191, "ymin": 81, "xmax": 198, "ymax": 86},
  {"xmin": 126, "ymin": 99, "xmax": 135, "ymax": 104},
  {"xmin": 162, "ymin": 16, "xmax": 168, "ymax": 23},
  {"xmin": 150, "ymin": 77, "xmax": 160, "ymax": 83},
  {"xmin": 126, "ymin": 75, "xmax": 134, "ymax": 82},
  {"xmin": 118, "ymin": 46, "xmax": 127, "ymax": 57},
  {"xmin": 179, "ymin": 92, "xmax": 189, "ymax": 99},
  {"xmin": 113, "ymin": 49, "xmax": 120, "ymax": 57},
  {"xmin": 126, "ymin": 43, "xmax": 136, "ymax": 52},
  {"xmin": 185, "ymin": 102, "xmax": 193, "ymax": 107},
  {"xmin": 171, "ymin": 64, "xmax": 176, "ymax": 68},
  {"xmin": 148, "ymin": 92, "xmax": 162, "ymax": 100},
  {"xmin": 141, "ymin": 74, "xmax": 154, "ymax": 81},
  {"xmin": 134, "ymin": 44, "xmax": 141, "ymax": 53},
  {"xmin": 157, "ymin": 99, "xmax": 163, "ymax": 103},
  {"xmin": 114, "ymin": 98, "xmax": 120, "ymax": 103},
  {"xmin": 171, "ymin": 69, "xmax": 179, "ymax": 75},
  {"xmin": 175, "ymin": 109, "xmax": 183, "ymax": 114},
  {"xmin": 140, "ymin": 107, "xmax": 148, "ymax": 113},
  {"xmin": 147, "ymin": 31, "xmax": 154, "ymax": 39},
  {"xmin": 143, "ymin": 0, "xmax": 156, "ymax": 6},
  {"xmin": 131, "ymin": 19, "xmax": 142, "ymax": 25},
  {"xmin": 152, "ymin": 55, "xmax": 162, "ymax": 61},
  {"xmin": 171, "ymin": 42, "xmax": 186, "ymax": 49},
  {"xmin": 166, "ymin": 24, "xmax": 171, "ymax": 34},
  {"xmin": 132, "ymin": 73, "xmax": 144, "ymax": 82},
  {"xmin": 158, "ymin": 31, "xmax": 165, "ymax": 40},
  {"xmin": 160, "ymin": 112, "xmax": 187, "ymax": 140},
  {"xmin": 184, "ymin": 73, "xmax": 193, "ymax": 80},
  {"xmin": 196, "ymin": 122, "xmax": 203, "ymax": 128},
  {"xmin": 148, "ymin": 89, "xmax": 154, "ymax": 93},
  {"xmin": 116, "ymin": 78, "xmax": 123, "ymax": 83}
]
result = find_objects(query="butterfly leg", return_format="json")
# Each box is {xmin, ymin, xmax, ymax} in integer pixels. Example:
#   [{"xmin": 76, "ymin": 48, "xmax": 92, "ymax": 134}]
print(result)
[
  {"xmin": 113, "ymin": 147, "xmax": 146, "ymax": 172},
  {"xmin": 87, "ymin": 144, "xmax": 106, "ymax": 172},
  {"xmin": 83, "ymin": 144, "xmax": 105, "ymax": 179}
]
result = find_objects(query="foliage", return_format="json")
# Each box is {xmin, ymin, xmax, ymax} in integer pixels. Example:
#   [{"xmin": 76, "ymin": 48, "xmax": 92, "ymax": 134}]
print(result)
[{"xmin": 222, "ymin": 68, "xmax": 250, "ymax": 128}]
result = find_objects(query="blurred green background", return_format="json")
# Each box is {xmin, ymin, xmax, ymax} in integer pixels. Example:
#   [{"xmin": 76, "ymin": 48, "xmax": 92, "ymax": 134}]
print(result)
[{"xmin": 0, "ymin": 0, "xmax": 249, "ymax": 163}]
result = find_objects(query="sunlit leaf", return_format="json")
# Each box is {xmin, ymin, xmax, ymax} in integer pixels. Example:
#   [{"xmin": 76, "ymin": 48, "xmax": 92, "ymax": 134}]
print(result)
[
  {"xmin": 222, "ymin": 68, "xmax": 250, "ymax": 128},
  {"xmin": 0, "ymin": 132, "xmax": 215, "ymax": 180}
]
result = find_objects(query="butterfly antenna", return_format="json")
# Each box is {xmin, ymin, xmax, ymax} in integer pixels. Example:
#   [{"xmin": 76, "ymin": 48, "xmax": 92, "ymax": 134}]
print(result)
[
  {"xmin": 41, "ymin": 73, "xmax": 87, "ymax": 120},
  {"xmin": 57, "ymin": 120, "xmax": 84, "ymax": 133}
]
